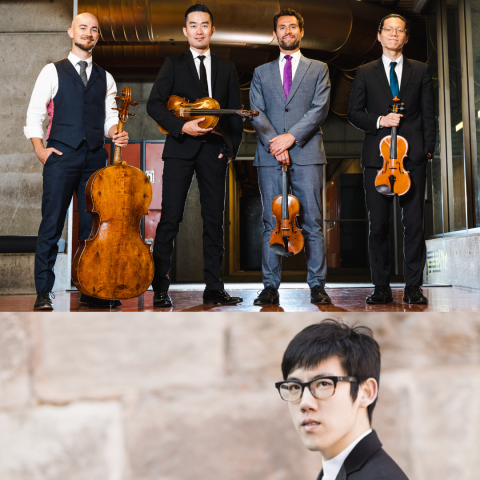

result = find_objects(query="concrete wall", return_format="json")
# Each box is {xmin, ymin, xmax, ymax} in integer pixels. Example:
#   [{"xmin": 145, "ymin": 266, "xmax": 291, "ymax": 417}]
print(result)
[{"xmin": 1, "ymin": 313, "xmax": 479, "ymax": 480}]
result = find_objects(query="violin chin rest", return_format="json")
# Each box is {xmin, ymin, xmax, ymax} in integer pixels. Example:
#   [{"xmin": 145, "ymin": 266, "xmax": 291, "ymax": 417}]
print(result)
[
  {"xmin": 270, "ymin": 243, "xmax": 293, "ymax": 257},
  {"xmin": 375, "ymin": 184, "xmax": 397, "ymax": 197}
]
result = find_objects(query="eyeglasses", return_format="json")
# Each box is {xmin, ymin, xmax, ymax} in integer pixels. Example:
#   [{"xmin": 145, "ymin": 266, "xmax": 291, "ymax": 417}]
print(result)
[
  {"xmin": 382, "ymin": 26, "xmax": 406, "ymax": 36},
  {"xmin": 275, "ymin": 376, "xmax": 358, "ymax": 402}
]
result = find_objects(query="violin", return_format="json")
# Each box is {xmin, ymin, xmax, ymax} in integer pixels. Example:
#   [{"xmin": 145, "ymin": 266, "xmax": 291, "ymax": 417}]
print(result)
[
  {"xmin": 157, "ymin": 95, "xmax": 259, "ymax": 134},
  {"xmin": 269, "ymin": 163, "xmax": 304, "ymax": 257},
  {"xmin": 375, "ymin": 96, "xmax": 411, "ymax": 196},
  {"xmin": 72, "ymin": 87, "xmax": 155, "ymax": 301}
]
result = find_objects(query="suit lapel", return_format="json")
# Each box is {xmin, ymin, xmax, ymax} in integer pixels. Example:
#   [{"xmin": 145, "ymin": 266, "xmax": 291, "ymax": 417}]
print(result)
[
  {"xmin": 343, "ymin": 431, "xmax": 383, "ymax": 476},
  {"xmin": 211, "ymin": 53, "xmax": 218, "ymax": 97},
  {"xmin": 286, "ymin": 55, "xmax": 310, "ymax": 106},
  {"xmin": 374, "ymin": 58, "xmax": 394, "ymax": 104},
  {"xmin": 335, "ymin": 465, "xmax": 347, "ymax": 480},
  {"xmin": 270, "ymin": 58, "xmax": 286, "ymax": 103},
  {"xmin": 399, "ymin": 57, "xmax": 413, "ymax": 100},
  {"xmin": 85, "ymin": 63, "xmax": 100, "ymax": 90},
  {"xmin": 63, "ymin": 60, "xmax": 86, "ymax": 88},
  {"xmin": 185, "ymin": 49, "xmax": 204, "ymax": 99}
]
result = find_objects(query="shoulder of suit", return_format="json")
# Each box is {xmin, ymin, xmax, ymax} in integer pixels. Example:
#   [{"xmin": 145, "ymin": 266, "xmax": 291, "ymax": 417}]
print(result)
[
  {"xmin": 357, "ymin": 59, "xmax": 380, "ymax": 73},
  {"xmin": 366, "ymin": 448, "xmax": 410, "ymax": 480},
  {"xmin": 211, "ymin": 53, "xmax": 236, "ymax": 68},
  {"xmin": 403, "ymin": 57, "xmax": 429, "ymax": 69},
  {"xmin": 300, "ymin": 55, "xmax": 327, "ymax": 68}
]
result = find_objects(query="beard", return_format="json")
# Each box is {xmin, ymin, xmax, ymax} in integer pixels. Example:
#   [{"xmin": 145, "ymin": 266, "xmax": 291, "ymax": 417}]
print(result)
[
  {"xmin": 75, "ymin": 40, "xmax": 96, "ymax": 52},
  {"xmin": 278, "ymin": 35, "xmax": 301, "ymax": 51}
]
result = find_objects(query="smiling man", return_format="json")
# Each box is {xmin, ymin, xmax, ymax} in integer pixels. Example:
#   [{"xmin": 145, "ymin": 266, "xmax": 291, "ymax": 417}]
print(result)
[
  {"xmin": 147, "ymin": 4, "xmax": 243, "ymax": 308},
  {"xmin": 24, "ymin": 12, "xmax": 128, "ymax": 310},
  {"xmin": 276, "ymin": 320, "xmax": 409, "ymax": 480}
]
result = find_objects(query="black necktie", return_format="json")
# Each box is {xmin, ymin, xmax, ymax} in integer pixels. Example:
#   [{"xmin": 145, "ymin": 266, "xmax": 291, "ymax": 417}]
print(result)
[{"xmin": 197, "ymin": 55, "xmax": 209, "ymax": 97}]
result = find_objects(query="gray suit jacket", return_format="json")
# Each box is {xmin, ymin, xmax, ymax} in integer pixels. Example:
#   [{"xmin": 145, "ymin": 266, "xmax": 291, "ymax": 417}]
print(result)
[
  {"xmin": 249, "ymin": 53, "xmax": 330, "ymax": 166},
  {"xmin": 316, "ymin": 431, "xmax": 409, "ymax": 480}
]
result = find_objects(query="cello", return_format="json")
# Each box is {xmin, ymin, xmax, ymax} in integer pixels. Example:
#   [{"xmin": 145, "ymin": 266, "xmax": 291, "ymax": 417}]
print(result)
[
  {"xmin": 375, "ymin": 96, "xmax": 411, "ymax": 196},
  {"xmin": 72, "ymin": 87, "xmax": 155, "ymax": 301},
  {"xmin": 157, "ymin": 95, "xmax": 259, "ymax": 134},
  {"xmin": 269, "ymin": 163, "xmax": 304, "ymax": 256}
]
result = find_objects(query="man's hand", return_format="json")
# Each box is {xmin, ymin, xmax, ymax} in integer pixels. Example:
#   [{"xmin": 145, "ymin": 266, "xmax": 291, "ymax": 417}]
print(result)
[
  {"xmin": 181, "ymin": 118, "xmax": 213, "ymax": 137},
  {"xmin": 269, "ymin": 133, "xmax": 296, "ymax": 156},
  {"xmin": 31, "ymin": 138, "xmax": 63, "ymax": 165},
  {"xmin": 275, "ymin": 150, "xmax": 290, "ymax": 165},
  {"xmin": 218, "ymin": 153, "xmax": 234, "ymax": 161},
  {"xmin": 109, "ymin": 125, "xmax": 129, "ymax": 147},
  {"xmin": 379, "ymin": 113, "xmax": 403, "ymax": 128}
]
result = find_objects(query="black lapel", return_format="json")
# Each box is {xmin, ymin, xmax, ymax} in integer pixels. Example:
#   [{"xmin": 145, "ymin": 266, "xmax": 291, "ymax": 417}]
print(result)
[
  {"xmin": 85, "ymin": 63, "xmax": 100, "ymax": 90},
  {"xmin": 270, "ymin": 58, "xmax": 286, "ymax": 102},
  {"xmin": 211, "ymin": 53, "xmax": 218, "ymax": 97},
  {"xmin": 62, "ymin": 59, "xmax": 86, "ymax": 88},
  {"xmin": 373, "ymin": 58, "xmax": 394, "ymax": 104},
  {"xmin": 398, "ymin": 57, "xmax": 413, "ymax": 100},
  {"xmin": 343, "ymin": 431, "xmax": 383, "ymax": 475},
  {"xmin": 185, "ymin": 49, "xmax": 205, "ymax": 99},
  {"xmin": 286, "ymin": 55, "xmax": 311, "ymax": 106}
]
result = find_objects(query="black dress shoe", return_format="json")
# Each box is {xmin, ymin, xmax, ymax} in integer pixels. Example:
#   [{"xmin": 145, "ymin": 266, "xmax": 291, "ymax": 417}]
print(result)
[
  {"xmin": 366, "ymin": 285, "xmax": 393, "ymax": 304},
  {"xmin": 153, "ymin": 290, "xmax": 172, "ymax": 308},
  {"xmin": 311, "ymin": 285, "xmax": 332, "ymax": 305},
  {"xmin": 34, "ymin": 291, "xmax": 54, "ymax": 310},
  {"xmin": 403, "ymin": 286, "xmax": 428, "ymax": 304},
  {"xmin": 254, "ymin": 286, "xmax": 279, "ymax": 305},
  {"xmin": 203, "ymin": 289, "xmax": 243, "ymax": 305},
  {"xmin": 79, "ymin": 293, "xmax": 118, "ymax": 309}
]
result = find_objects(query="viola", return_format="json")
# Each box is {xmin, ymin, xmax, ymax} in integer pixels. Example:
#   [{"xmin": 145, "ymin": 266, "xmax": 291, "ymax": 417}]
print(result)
[
  {"xmin": 269, "ymin": 163, "xmax": 304, "ymax": 257},
  {"xmin": 375, "ymin": 96, "xmax": 411, "ymax": 196},
  {"xmin": 157, "ymin": 95, "xmax": 259, "ymax": 134},
  {"xmin": 72, "ymin": 87, "xmax": 155, "ymax": 301}
]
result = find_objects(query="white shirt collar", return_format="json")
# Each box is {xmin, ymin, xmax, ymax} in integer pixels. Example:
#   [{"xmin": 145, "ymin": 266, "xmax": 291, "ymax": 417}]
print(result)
[
  {"xmin": 322, "ymin": 430, "xmax": 373, "ymax": 480},
  {"xmin": 382, "ymin": 54, "xmax": 403, "ymax": 68},
  {"xmin": 68, "ymin": 51, "xmax": 93, "ymax": 67},
  {"xmin": 190, "ymin": 47, "xmax": 211, "ymax": 60},
  {"xmin": 280, "ymin": 49, "xmax": 302, "ymax": 62}
]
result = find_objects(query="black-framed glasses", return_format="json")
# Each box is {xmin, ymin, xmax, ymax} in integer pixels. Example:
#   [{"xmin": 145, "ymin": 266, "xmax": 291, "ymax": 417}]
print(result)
[{"xmin": 275, "ymin": 376, "xmax": 358, "ymax": 402}]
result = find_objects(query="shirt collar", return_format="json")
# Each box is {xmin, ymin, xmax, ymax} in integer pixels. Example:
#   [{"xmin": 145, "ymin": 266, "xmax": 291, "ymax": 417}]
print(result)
[
  {"xmin": 322, "ymin": 430, "xmax": 373, "ymax": 480},
  {"xmin": 191, "ymin": 47, "xmax": 211, "ymax": 60},
  {"xmin": 280, "ymin": 49, "xmax": 301, "ymax": 62},
  {"xmin": 382, "ymin": 54, "xmax": 403, "ymax": 68},
  {"xmin": 68, "ymin": 51, "xmax": 93, "ymax": 67}
]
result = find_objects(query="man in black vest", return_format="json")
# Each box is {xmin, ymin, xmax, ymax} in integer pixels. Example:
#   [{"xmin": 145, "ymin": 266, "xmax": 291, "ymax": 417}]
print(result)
[
  {"xmin": 25, "ymin": 12, "xmax": 128, "ymax": 310},
  {"xmin": 147, "ymin": 4, "xmax": 244, "ymax": 307},
  {"xmin": 276, "ymin": 320, "xmax": 409, "ymax": 480},
  {"xmin": 348, "ymin": 14, "xmax": 436, "ymax": 305}
]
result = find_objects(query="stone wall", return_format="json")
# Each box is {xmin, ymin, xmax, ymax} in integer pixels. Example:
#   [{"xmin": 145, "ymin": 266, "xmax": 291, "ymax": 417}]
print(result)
[{"xmin": 1, "ymin": 312, "xmax": 479, "ymax": 480}]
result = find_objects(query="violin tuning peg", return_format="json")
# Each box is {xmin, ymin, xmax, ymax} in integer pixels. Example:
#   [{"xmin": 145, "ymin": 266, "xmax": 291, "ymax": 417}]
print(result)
[
  {"xmin": 131, "ymin": 101, "xmax": 138, "ymax": 106},
  {"xmin": 115, "ymin": 96, "xmax": 121, "ymax": 101},
  {"xmin": 128, "ymin": 113, "xmax": 136, "ymax": 116},
  {"xmin": 111, "ymin": 107, "xmax": 119, "ymax": 111}
]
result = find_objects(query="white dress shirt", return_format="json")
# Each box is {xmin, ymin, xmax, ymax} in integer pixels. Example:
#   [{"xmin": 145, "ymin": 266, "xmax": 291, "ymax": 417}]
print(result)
[
  {"xmin": 24, "ymin": 51, "xmax": 118, "ymax": 140},
  {"xmin": 377, "ymin": 54, "xmax": 403, "ymax": 129},
  {"xmin": 190, "ymin": 47, "xmax": 212, "ymax": 97},
  {"xmin": 279, "ymin": 49, "xmax": 302, "ymax": 83},
  {"xmin": 322, "ymin": 430, "xmax": 373, "ymax": 480}
]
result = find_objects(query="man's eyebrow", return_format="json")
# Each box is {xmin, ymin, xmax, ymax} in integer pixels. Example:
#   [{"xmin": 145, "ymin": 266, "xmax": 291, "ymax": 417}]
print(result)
[
  {"xmin": 286, "ymin": 372, "xmax": 335, "ymax": 382},
  {"xmin": 189, "ymin": 21, "xmax": 209, "ymax": 25}
]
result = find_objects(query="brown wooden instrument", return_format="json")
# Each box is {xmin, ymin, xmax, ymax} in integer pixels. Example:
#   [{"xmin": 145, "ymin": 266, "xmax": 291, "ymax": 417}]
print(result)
[
  {"xmin": 375, "ymin": 96, "xmax": 411, "ymax": 196},
  {"xmin": 72, "ymin": 87, "xmax": 155, "ymax": 301},
  {"xmin": 157, "ymin": 95, "xmax": 259, "ymax": 134},
  {"xmin": 269, "ymin": 163, "xmax": 304, "ymax": 256}
]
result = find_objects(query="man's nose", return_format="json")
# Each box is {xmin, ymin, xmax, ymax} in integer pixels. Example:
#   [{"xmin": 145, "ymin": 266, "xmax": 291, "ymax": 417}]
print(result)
[{"xmin": 299, "ymin": 387, "xmax": 318, "ymax": 411}]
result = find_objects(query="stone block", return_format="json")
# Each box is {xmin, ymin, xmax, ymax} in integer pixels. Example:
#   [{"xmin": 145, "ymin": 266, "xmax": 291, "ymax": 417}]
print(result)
[
  {"xmin": 0, "ymin": 0, "xmax": 72, "ymax": 32},
  {"xmin": 0, "ymin": 314, "xmax": 31, "ymax": 410},
  {"xmin": 125, "ymin": 389, "xmax": 322, "ymax": 480},
  {"xmin": 32, "ymin": 315, "xmax": 227, "ymax": 402},
  {"xmin": 0, "ymin": 401, "xmax": 125, "ymax": 480}
]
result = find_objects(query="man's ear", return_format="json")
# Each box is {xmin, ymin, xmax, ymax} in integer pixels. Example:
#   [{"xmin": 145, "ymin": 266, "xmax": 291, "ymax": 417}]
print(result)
[
  {"xmin": 358, "ymin": 378, "xmax": 378, "ymax": 409},
  {"xmin": 67, "ymin": 28, "xmax": 74, "ymax": 40}
]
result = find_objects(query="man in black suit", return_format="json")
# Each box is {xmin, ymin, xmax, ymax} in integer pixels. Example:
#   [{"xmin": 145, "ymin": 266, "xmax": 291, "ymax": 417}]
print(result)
[
  {"xmin": 275, "ymin": 320, "xmax": 409, "ymax": 480},
  {"xmin": 347, "ymin": 14, "xmax": 436, "ymax": 305},
  {"xmin": 147, "ymin": 4, "xmax": 244, "ymax": 307}
]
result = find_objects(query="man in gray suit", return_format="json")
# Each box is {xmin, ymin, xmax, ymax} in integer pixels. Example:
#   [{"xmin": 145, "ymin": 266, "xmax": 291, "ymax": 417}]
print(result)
[{"xmin": 250, "ymin": 8, "xmax": 331, "ymax": 305}]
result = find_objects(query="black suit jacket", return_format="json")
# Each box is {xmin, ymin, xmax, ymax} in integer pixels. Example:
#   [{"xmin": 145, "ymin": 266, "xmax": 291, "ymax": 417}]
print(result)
[
  {"xmin": 316, "ymin": 431, "xmax": 409, "ymax": 480},
  {"xmin": 146, "ymin": 50, "xmax": 243, "ymax": 160},
  {"xmin": 347, "ymin": 57, "xmax": 436, "ymax": 168}
]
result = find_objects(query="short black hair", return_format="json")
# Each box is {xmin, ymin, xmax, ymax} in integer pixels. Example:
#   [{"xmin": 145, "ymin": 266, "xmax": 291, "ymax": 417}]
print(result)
[
  {"xmin": 273, "ymin": 8, "xmax": 304, "ymax": 32},
  {"xmin": 281, "ymin": 319, "xmax": 381, "ymax": 423},
  {"xmin": 378, "ymin": 13, "xmax": 409, "ymax": 36},
  {"xmin": 184, "ymin": 4, "xmax": 214, "ymax": 27}
]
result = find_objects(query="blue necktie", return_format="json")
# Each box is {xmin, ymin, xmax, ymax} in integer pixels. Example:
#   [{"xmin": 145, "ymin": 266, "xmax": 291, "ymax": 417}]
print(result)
[{"xmin": 390, "ymin": 62, "xmax": 399, "ymax": 98}]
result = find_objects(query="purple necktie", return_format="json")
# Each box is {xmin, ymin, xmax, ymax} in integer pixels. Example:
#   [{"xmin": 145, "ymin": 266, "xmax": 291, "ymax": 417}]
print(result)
[{"xmin": 283, "ymin": 55, "xmax": 292, "ymax": 99}]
